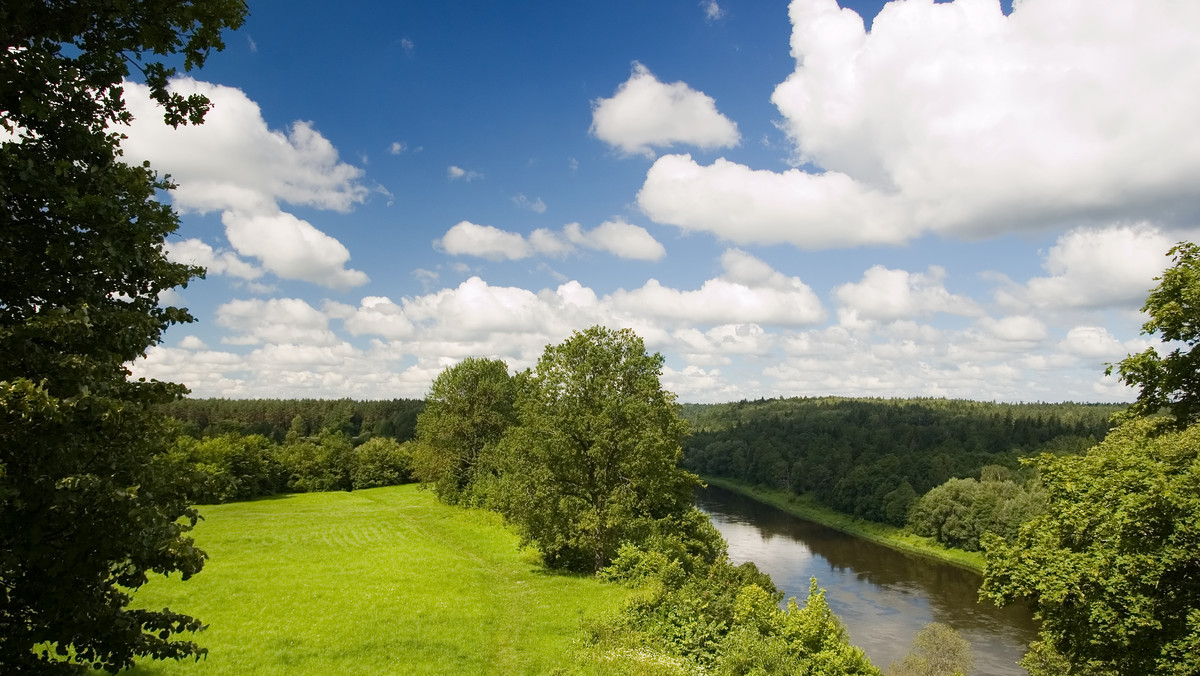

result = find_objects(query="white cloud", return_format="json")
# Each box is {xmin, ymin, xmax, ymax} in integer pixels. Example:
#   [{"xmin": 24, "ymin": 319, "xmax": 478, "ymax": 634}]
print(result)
[
  {"xmin": 435, "ymin": 220, "xmax": 665, "ymax": 261},
  {"xmin": 436, "ymin": 221, "xmax": 535, "ymax": 261},
  {"xmin": 165, "ymin": 238, "xmax": 262, "ymax": 280},
  {"xmin": 835, "ymin": 265, "xmax": 980, "ymax": 323},
  {"xmin": 121, "ymin": 78, "xmax": 369, "ymax": 289},
  {"xmin": 222, "ymin": 211, "xmax": 368, "ymax": 290},
  {"xmin": 609, "ymin": 249, "xmax": 824, "ymax": 326},
  {"xmin": 1059, "ymin": 326, "xmax": 1126, "ymax": 360},
  {"xmin": 638, "ymin": 155, "xmax": 903, "ymax": 248},
  {"xmin": 564, "ymin": 219, "xmax": 666, "ymax": 261},
  {"xmin": 388, "ymin": 141, "xmax": 406, "ymax": 155},
  {"xmin": 638, "ymin": 0, "xmax": 1200, "ymax": 248},
  {"xmin": 123, "ymin": 79, "xmax": 366, "ymax": 214},
  {"xmin": 977, "ymin": 316, "xmax": 1047, "ymax": 343},
  {"xmin": 448, "ymin": 165, "xmax": 482, "ymax": 181},
  {"xmin": 216, "ymin": 298, "xmax": 341, "ymax": 347},
  {"xmin": 178, "ymin": 335, "xmax": 208, "ymax": 350},
  {"xmin": 1017, "ymin": 223, "xmax": 1183, "ymax": 310},
  {"xmin": 591, "ymin": 62, "xmax": 740, "ymax": 157},
  {"xmin": 702, "ymin": 1, "xmax": 725, "ymax": 21},
  {"xmin": 512, "ymin": 193, "xmax": 548, "ymax": 214}
]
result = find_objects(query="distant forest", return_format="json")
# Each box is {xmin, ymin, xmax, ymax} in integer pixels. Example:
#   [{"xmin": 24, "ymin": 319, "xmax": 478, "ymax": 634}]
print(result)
[
  {"xmin": 680, "ymin": 397, "xmax": 1125, "ymax": 525},
  {"xmin": 161, "ymin": 397, "xmax": 425, "ymax": 443}
]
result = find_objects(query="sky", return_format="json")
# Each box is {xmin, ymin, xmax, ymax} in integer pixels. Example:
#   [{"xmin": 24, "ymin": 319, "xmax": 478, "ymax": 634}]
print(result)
[{"xmin": 121, "ymin": 0, "xmax": 1200, "ymax": 404}]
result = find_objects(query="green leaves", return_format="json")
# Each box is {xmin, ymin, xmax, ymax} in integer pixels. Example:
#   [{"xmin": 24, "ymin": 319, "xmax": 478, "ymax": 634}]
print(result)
[
  {"xmin": 496, "ymin": 327, "xmax": 698, "ymax": 573},
  {"xmin": 1109, "ymin": 241, "xmax": 1200, "ymax": 426},
  {"xmin": 1, "ymin": 0, "xmax": 246, "ymax": 671},
  {"xmin": 981, "ymin": 417, "xmax": 1200, "ymax": 674}
]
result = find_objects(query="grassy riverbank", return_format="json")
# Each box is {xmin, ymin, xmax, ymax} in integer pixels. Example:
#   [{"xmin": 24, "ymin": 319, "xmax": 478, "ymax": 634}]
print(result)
[
  {"xmin": 124, "ymin": 485, "xmax": 630, "ymax": 675},
  {"xmin": 702, "ymin": 477, "xmax": 985, "ymax": 573}
]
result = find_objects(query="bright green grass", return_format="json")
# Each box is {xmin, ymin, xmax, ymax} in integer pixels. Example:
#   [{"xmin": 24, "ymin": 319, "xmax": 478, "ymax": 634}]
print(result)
[
  {"xmin": 702, "ymin": 477, "xmax": 986, "ymax": 573},
  {"xmin": 124, "ymin": 485, "xmax": 631, "ymax": 675}
]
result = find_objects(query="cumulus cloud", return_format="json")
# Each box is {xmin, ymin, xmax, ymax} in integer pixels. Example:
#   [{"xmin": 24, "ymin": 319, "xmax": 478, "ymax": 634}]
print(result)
[
  {"xmin": 564, "ymin": 219, "xmax": 666, "ymax": 261},
  {"xmin": 121, "ymin": 78, "xmax": 369, "ymax": 289},
  {"xmin": 435, "ymin": 220, "xmax": 666, "ymax": 261},
  {"xmin": 222, "ymin": 211, "xmax": 368, "ymax": 290},
  {"xmin": 216, "ymin": 298, "xmax": 341, "ymax": 347},
  {"xmin": 1013, "ymin": 223, "xmax": 1182, "ymax": 310},
  {"xmin": 591, "ymin": 62, "xmax": 740, "ymax": 157},
  {"xmin": 835, "ymin": 265, "xmax": 981, "ymax": 323},
  {"xmin": 638, "ymin": 0, "xmax": 1200, "ymax": 248},
  {"xmin": 702, "ymin": 1, "xmax": 725, "ymax": 21},
  {"xmin": 609, "ymin": 249, "xmax": 824, "ymax": 326},
  {"xmin": 437, "ymin": 221, "xmax": 537, "ymax": 260},
  {"xmin": 165, "ymin": 238, "xmax": 262, "ymax": 280}
]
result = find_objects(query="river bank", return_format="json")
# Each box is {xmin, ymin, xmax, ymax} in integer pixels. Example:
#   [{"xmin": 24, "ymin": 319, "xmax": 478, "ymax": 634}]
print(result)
[{"xmin": 700, "ymin": 476, "xmax": 985, "ymax": 573}]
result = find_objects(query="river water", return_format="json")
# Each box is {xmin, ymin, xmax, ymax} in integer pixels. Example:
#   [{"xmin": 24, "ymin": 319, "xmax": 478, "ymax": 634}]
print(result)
[{"xmin": 695, "ymin": 484, "xmax": 1038, "ymax": 675}]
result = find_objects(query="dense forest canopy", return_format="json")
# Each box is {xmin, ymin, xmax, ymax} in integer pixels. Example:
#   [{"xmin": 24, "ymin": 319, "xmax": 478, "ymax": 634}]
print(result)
[
  {"xmin": 680, "ymin": 397, "xmax": 1122, "ymax": 525},
  {"xmin": 161, "ymin": 397, "xmax": 424, "ymax": 442}
]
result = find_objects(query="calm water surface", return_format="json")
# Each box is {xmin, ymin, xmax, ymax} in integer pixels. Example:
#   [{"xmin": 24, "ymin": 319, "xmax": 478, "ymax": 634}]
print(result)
[{"xmin": 696, "ymin": 485, "xmax": 1037, "ymax": 675}]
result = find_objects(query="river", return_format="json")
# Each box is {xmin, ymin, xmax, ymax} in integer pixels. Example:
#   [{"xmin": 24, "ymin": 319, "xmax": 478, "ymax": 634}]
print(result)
[{"xmin": 695, "ymin": 484, "xmax": 1038, "ymax": 675}]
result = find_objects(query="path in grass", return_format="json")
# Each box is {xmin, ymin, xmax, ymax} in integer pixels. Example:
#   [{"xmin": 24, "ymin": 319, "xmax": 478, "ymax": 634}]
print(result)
[{"xmin": 126, "ymin": 485, "xmax": 630, "ymax": 675}]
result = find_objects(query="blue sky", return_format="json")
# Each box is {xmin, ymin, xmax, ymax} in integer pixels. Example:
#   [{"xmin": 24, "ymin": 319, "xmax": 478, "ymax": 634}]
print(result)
[{"xmin": 122, "ymin": 0, "xmax": 1200, "ymax": 402}]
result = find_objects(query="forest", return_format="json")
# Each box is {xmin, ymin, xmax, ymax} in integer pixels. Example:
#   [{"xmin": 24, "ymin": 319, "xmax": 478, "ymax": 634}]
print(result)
[{"xmin": 682, "ymin": 398, "xmax": 1121, "ymax": 534}]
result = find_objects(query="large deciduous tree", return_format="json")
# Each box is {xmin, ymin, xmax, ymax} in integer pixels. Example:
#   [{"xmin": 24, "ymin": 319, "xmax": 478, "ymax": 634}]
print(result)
[
  {"xmin": 1, "ymin": 1, "xmax": 246, "ymax": 672},
  {"xmin": 981, "ymin": 417, "xmax": 1200, "ymax": 675},
  {"xmin": 413, "ymin": 357, "xmax": 519, "ymax": 505},
  {"xmin": 497, "ymin": 326, "xmax": 698, "ymax": 573},
  {"xmin": 1108, "ymin": 241, "xmax": 1200, "ymax": 427}
]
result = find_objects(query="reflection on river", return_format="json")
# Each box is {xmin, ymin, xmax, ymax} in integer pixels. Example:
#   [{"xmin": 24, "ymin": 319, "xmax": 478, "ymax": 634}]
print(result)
[{"xmin": 696, "ymin": 485, "xmax": 1037, "ymax": 675}]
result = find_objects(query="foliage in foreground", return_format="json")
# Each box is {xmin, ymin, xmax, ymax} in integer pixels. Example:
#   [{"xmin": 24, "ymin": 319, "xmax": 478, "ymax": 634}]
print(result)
[
  {"xmin": 982, "ymin": 417, "xmax": 1200, "ymax": 675},
  {"xmin": 1, "ymin": 1, "xmax": 245, "ymax": 672},
  {"xmin": 589, "ymin": 539, "xmax": 880, "ymax": 675},
  {"xmin": 1107, "ymin": 241, "xmax": 1200, "ymax": 428}
]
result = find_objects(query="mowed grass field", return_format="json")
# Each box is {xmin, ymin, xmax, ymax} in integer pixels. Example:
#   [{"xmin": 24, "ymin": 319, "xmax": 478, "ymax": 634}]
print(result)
[{"xmin": 124, "ymin": 485, "xmax": 631, "ymax": 675}]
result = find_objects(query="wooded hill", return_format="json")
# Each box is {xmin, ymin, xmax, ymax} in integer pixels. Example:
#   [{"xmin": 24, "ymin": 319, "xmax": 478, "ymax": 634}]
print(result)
[{"xmin": 680, "ymin": 397, "xmax": 1125, "ymax": 525}]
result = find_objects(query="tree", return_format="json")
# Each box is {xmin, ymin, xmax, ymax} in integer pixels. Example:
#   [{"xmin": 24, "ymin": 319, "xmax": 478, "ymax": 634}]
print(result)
[
  {"xmin": 1, "ymin": 2, "xmax": 246, "ymax": 672},
  {"xmin": 981, "ymin": 417, "xmax": 1200, "ymax": 675},
  {"xmin": 412, "ymin": 357, "xmax": 519, "ymax": 504},
  {"xmin": 496, "ymin": 326, "xmax": 698, "ymax": 572},
  {"xmin": 1108, "ymin": 241, "xmax": 1200, "ymax": 427},
  {"xmin": 887, "ymin": 623, "xmax": 973, "ymax": 676}
]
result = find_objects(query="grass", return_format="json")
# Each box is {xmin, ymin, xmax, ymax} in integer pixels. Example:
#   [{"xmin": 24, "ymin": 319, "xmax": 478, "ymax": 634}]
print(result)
[
  {"xmin": 123, "ymin": 485, "xmax": 631, "ymax": 675},
  {"xmin": 702, "ymin": 477, "xmax": 986, "ymax": 573}
]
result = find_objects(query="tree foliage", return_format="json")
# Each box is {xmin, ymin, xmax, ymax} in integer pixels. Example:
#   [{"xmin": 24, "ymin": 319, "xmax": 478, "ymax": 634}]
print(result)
[
  {"xmin": 0, "ymin": 2, "xmax": 246, "ymax": 671},
  {"xmin": 496, "ymin": 327, "xmax": 698, "ymax": 572},
  {"xmin": 887, "ymin": 622, "xmax": 973, "ymax": 676},
  {"xmin": 982, "ymin": 417, "xmax": 1200, "ymax": 675},
  {"xmin": 1108, "ymin": 241, "xmax": 1200, "ymax": 427},
  {"xmin": 907, "ymin": 467, "xmax": 1045, "ymax": 551},
  {"xmin": 412, "ymin": 357, "xmax": 518, "ymax": 505}
]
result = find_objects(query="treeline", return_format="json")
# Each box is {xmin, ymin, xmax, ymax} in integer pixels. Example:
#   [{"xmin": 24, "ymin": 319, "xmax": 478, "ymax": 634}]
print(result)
[
  {"xmin": 160, "ymin": 397, "xmax": 424, "ymax": 443},
  {"xmin": 682, "ymin": 397, "xmax": 1122, "ymax": 528}
]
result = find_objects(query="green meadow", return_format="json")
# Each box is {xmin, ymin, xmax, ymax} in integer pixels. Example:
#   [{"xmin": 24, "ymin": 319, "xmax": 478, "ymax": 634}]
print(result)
[{"xmin": 124, "ymin": 485, "xmax": 631, "ymax": 675}]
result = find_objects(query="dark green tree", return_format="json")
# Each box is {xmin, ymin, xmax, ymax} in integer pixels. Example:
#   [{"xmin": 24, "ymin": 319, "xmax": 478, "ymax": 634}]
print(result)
[
  {"xmin": 1108, "ymin": 241, "xmax": 1200, "ymax": 427},
  {"xmin": 1, "ymin": 1, "xmax": 246, "ymax": 672},
  {"xmin": 412, "ymin": 357, "xmax": 519, "ymax": 504},
  {"xmin": 982, "ymin": 417, "xmax": 1200, "ymax": 675},
  {"xmin": 496, "ymin": 326, "xmax": 698, "ymax": 573}
]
